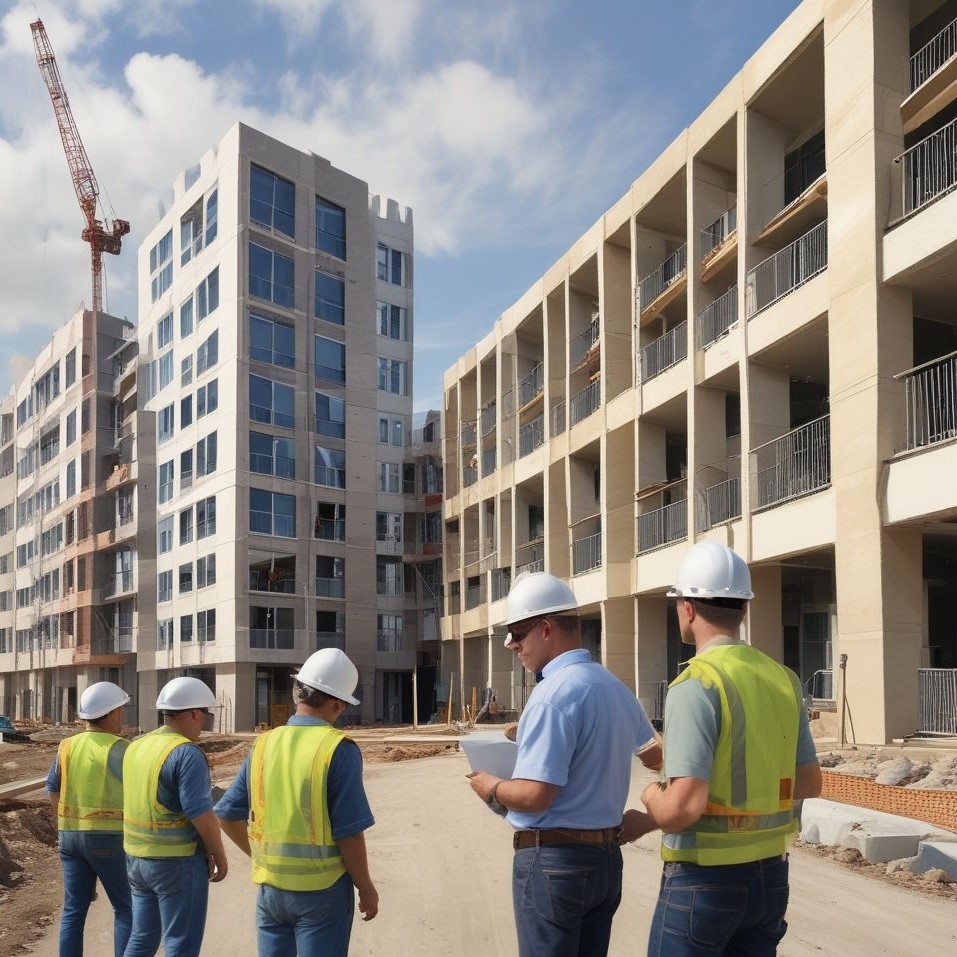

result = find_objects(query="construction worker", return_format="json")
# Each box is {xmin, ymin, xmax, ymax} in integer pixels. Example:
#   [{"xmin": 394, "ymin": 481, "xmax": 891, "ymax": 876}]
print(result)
[
  {"xmin": 467, "ymin": 572, "xmax": 657, "ymax": 957},
  {"xmin": 46, "ymin": 681, "xmax": 132, "ymax": 957},
  {"xmin": 122, "ymin": 676, "xmax": 228, "ymax": 957},
  {"xmin": 618, "ymin": 541, "xmax": 822, "ymax": 956},
  {"xmin": 214, "ymin": 648, "xmax": 378, "ymax": 957}
]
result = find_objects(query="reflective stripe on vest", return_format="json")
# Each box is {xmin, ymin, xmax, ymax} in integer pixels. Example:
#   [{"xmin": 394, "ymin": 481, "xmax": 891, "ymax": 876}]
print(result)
[
  {"xmin": 57, "ymin": 731, "xmax": 126, "ymax": 832},
  {"xmin": 248, "ymin": 724, "xmax": 347, "ymax": 891},
  {"xmin": 662, "ymin": 644, "xmax": 802, "ymax": 866},
  {"xmin": 123, "ymin": 727, "xmax": 198, "ymax": 857}
]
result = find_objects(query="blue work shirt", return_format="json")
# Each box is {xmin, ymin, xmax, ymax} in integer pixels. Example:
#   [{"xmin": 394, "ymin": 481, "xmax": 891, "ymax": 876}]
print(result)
[
  {"xmin": 507, "ymin": 648, "xmax": 656, "ymax": 831},
  {"xmin": 214, "ymin": 715, "xmax": 374, "ymax": 842}
]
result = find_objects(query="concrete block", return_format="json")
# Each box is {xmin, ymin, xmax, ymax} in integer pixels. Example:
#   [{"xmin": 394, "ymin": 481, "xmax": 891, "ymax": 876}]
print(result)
[{"xmin": 914, "ymin": 842, "xmax": 957, "ymax": 882}]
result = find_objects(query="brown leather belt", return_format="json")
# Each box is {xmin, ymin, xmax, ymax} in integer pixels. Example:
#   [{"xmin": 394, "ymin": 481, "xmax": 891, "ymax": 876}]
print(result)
[{"xmin": 513, "ymin": 828, "xmax": 618, "ymax": 850}]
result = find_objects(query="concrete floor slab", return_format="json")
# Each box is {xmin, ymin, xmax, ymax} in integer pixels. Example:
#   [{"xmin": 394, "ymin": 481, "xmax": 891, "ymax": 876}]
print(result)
[{"xmin": 915, "ymin": 841, "xmax": 957, "ymax": 880}]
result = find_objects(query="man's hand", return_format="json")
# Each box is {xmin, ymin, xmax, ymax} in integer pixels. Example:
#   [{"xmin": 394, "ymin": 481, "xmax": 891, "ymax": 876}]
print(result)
[
  {"xmin": 616, "ymin": 808, "xmax": 656, "ymax": 844},
  {"xmin": 467, "ymin": 771, "xmax": 501, "ymax": 804},
  {"xmin": 207, "ymin": 848, "xmax": 228, "ymax": 882},
  {"xmin": 357, "ymin": 882, "xmax": 379, "ymax": 921}
]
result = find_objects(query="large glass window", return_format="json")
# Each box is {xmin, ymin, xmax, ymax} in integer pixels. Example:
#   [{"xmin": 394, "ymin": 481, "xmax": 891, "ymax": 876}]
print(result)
[
  {"xmin": 315, "ymin": 271, "xmax": 345, "ymax": 325},
  {"xmin": 65, "ymin": 348, "xmax": 76, "ymax": 387},
  {"xmin": 197, "ymin": 553, "xmax": 217, "ymax": 588},
  {"xmin": 197, "ymin": 330, "xmax": 218, "ymax": 375},
  {"xmin": 197, "ymin": 496, "xmax": 216, "ymax": 539},
  {"xmin": 158, "ymin": 516, "xmax": 173, "ymax": 554},
  {"xmin": 180, "ymin": 298, "xmax": 194, "ymax": 338},
  {"xmin": 376, "ymin": 243, "xmax": 407, "ymax": 286},
  {"xmin": 315, "ymin": 336, "xmax": 345, "ymax": 384},
  {"xmin": 250, "ymin": 164, "xmax": 295, "ymax": 237},
  {"xmin": 150, "ymin": 230, "xmax": 173, "ymax": 302},
  {"xmin": 196, "ymin": 432, "xmax": 217, "ymax": 477},
  {"xmin": 377, "ymin": 462, "xmax": 400, "ymax": 493},
  {"xmin": 198, "ymin": 609, "xmax": 216, "ymax": 642},
  {"xmin": 197, "ymin": 267, "xmax": 220, "ymax": 321},
  {"xmin": 159, "ymin": 351, "xmax": 174, "ymax": 390},
  {"xmin": 158, "ymin": 570, "xmax": 173, "ymax": 603},
  {"xmin": 315, "ymin": 446, "xmax": 346, "ymax": 488},
  {"xmin": 249, "ymin": 243, "xmax": 294, "ymax": 308},
  {"xmin": 250, "ymin": 489, "xmax": 296, "ymax": 537},
  {"xmin": 157, "ymin": 404, "xmax": 174, "ymax": 442},
  {"xmin": 249, "ymin": 374, "xmax": 294, "ymax": 429},
  {"xmin": 250, "ymin": 431, "xmax": 296, "ymax": 478},
  {"xmin": 157, "ymin": 313, "xmax": 173, "ymax": 349},
  {"xmin": 249, "ymin": 606, "xmax": 294, "ymax": 649},
  {"xmin": 316, "ymin": 197, "xmax": 345, "ymax": 259},
  {"xmin": 197, "ymin": 379, "xmax": 218, "ymax": 417},
  {"xmin": 181, "ymin": 395, "xmax": 193, "ymax": 428},
  {"xmin": 250, "ymin": 313, "xmax": 295, "ymax": 368},
  {"xmin": 158, "ymin": 618, "xmax": 173, "ymax": 650},
  {"xmin": 377, "ymin": 302, "xmax": 408, "ymax": 340},
  {"xmin": 377, "ymin": 358, "xmax": 407, "ymax": 395},
  {"xmin": 180, "ymin": 507, "xmax": 193, "ymax": 545},
  {"xmin": 158, "ymin": 461, "xmax": 174, "ymax": 503},
  {"xmin": 315, "ymin": 392, "xmax": 345, "ymax": 438},
  {"xmin": 205, "ymin": 188, "xmax": 218, "ymax": 245}
]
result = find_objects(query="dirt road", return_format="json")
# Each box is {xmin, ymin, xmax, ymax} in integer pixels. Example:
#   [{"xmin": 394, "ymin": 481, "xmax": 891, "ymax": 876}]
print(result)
[{"xmin": 26, "ymin": 751, "xmax": 957, "ymax": 956}]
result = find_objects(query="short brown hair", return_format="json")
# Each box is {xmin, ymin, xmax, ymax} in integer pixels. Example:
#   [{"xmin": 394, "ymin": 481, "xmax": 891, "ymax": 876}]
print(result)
[
  {"xmin": 293, "ymin": 680, "xmax": 338, "ymax": 708},
  {"xmin": 688, "ymin": 598, "xmax": 746, "ymax": 631}
]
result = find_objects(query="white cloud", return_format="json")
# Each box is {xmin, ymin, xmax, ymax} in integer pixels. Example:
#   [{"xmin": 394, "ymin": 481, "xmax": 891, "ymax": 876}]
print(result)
[
  {"xmin": 342, "ymin": 0, "xmax": 427, "ymax": 62},
  {"xmin": 251, "ymin": 0, "xmax": 337, "ymax": 40}
]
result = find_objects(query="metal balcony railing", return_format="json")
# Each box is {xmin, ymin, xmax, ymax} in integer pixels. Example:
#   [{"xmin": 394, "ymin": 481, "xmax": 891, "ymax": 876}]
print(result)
[
  {"xmin": 480, "ymin": 401, "xmax": 496, "ymax": 437},
  {"xmin": 572, "ymin": 518, "xmax": 602, "ymax": 575},
  {"xmin": 751, "ymin": 415, "xmax": 830, "ymax": 511},
  {"xmin": 519, "ymin": 415, "xmax": 545, "ymax": 457},
  {"xmin": 570, "ymin": 317, "xmax": 600, "ymax": 370},
  {"xmin": 910, "ymin": 16, "xmax": 957, "ymax": 92},
  {"xmin": 515, "ymin": 539, "xmax": 545, "ymax": 577},
  {"xmin": 249, "ymin": 572, "xmax": 296, "ymax": 594},
  {"xmin": 639, "ymin": 245, "xmax": 687, "ymax": 312},
  {"xmin": 316, "ymin": 631, "xmax": 345, "ymax": 650},
  {"xmin": 519, "ymin": 362, "xmax": 544, "ymax": 406},
  {"xmin": 918, "ymin": 668, "xmax": 957, "ymax": 735},
  {"xmin": 462, "ymin": 465, "xmax": 478, "ymax": 488},
  {"xmin": 93, "ymin": 627, "xmax": 135, "ymax": 654},
  {"xmin": 551, "ymin": 400, "xmax": 566, "ymax": 437},
  {"xmin": 314, "ymin": 518, "xmax": 345, "ymax": 541},
  {"xmin": 465, "ymin": 577, "xmax": 486, "ymax": 610},
  {"xmin": 491, "ymin": 567, "xmax": 511, "ymax": 602},
  {"xmin": 896, "ymin": 350, "xmax": 957, "ymax": 450},
  {"xmin": 701, "ymin": 207, "xmax": 737, "ymax": 257},
  {"xmin": 896, "ymin": 115, "xmax": 957, "ymax": 218},
  {"xmin": 570, "ymin": 379, "xmax": 600, "ymax": 426},
  {"xmin": 481, "ymin": 447, "xmax": 496, "ymax": 476},
  {"xmin": 746, "ymin": 220, "xmax": 827, "ymax": 318},
  {"xmin": 250, "ymin": 628, "xmax": 295, "ymax": 650},
  {"xmin": 637, "ymin": 491, "xmax": 687, "ymax": 554},
  {"xmin": 377, "ymin": 631, "xmax": 404, "ymax": 653},
  {"xmin": 315, "ymin": 577, "xmax": 345, "ymax": 599},
  {"xmin": 695, "ymin": 284, "xmax": 738, "ymax": 350},
  {"xmin": 461, "ymin": 421, "xmax": 477, "ymax": 448},
  {"xmin": 640, "ymin": 322, "xmax": 687, "ymax": 382},
  {"xmin": 697, "ymin": 477, "xmax": 741, "ymax": 532}
]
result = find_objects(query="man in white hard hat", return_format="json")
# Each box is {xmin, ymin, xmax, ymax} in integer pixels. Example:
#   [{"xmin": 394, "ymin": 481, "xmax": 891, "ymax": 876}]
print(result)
[
  {"xmin": 467, "ymin": 571, "xmax": 657, "ymax": 957},
  {"xmin": 215, "ymin": 647, "xmax": 378, "ymax": 957},
  {"xmin": 122, "ymin": 676, "xmax": 228, "ymax": 957},
  {"xmin": 46, "ymin": 681, "xmax": 133, "ymax": 957},
  {"xmin": 619, "ymin": 541, "xmax": 821, "ymax": 956}
]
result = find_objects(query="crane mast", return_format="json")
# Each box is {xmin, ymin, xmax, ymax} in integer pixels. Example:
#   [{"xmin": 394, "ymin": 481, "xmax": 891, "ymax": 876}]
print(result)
[{"xmin": 30, "ymin": 19, "xmax": 130, "ymax": 317}]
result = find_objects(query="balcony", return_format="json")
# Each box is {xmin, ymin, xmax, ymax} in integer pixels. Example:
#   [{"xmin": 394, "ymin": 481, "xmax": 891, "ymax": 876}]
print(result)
[
  {"xmin": 377, "ymin": 631, "xmax": 405, "ymax": 653},
  {"xmin": 701, "ymin": 207, "xmax": 737, "ymax": 279},
  {"xmin": 570, "ymin": 315, "xmax": 600, "ymax": 372},
  {"xmin": 250, "ymin": 629, "xmax": 295, "ymax": 650},
  {"xmin": 105, "ymin": 462, "xmax": 132, "ymax": 492},
  {"xmin": 518, "ymin": 362, "xmax": 544, "ymax": 408},
  {"xmin": 896, "ymin": 351, "xmax": 957, "ymax": 450},
  {"xmin": 571, "ymin": 517, "xmax": 601, "ymax": 575},
  {"xmin": 461, "ymin": 421, "xmax": 477, "ymax": 449},
  {"xmin": 491, "ymin": 566, "xmax": 511, "ymax": 602},
  {"xmin": 316, "ymin": 631, "xmax": 346, "ymax": 651},
  {"xmin": 519, "ymin": 415, "xmax": 545, "ymax": 457},
  {"xmin": 480, "ymin": 401, "xmax": 496, "ymax": 437},
  {"xmin": 103, "ymin": 570, "xmax": 134, "ymax": 598},
  {"xmin": 636, "ymin": 480, "xmax": 688, "ymax": 554},
  {"xmin": 696, "ymin": 473, "xmax": 742, "ymax": 533},
  {"xmin": 746, "ymin": 220, "xmax": 827, "ymax": 318},
  {"xmin": 481, "ymin": 447, "xmax": 496, "ymax": 476},
  {"xmin": 896, "ymin": 116, "xmax": 957, "ymax": 219},
  {"xmin": 249, "ymin": 570, "xmax": 296, "ymax": 595},
  {"xmin": 695, "ymin": 285, "xmax": 738, "ymax": 350},
  {"xmin": 638, "ymin": 245, "xmax": 687, "ymax": 320},
  {"xmin": 315, "ymin": 577, "xmax": 345, "ymax": 599},
  {"xmin": 465, "ymin": 576, "xmax": 486, "ymax": 610},
  {"xmin": 92, "ymin": 628, "xmax": 135, "ymax": 655},
  {"xmin": 550, "ymin": 400, "xmax": 566, "ymax": 437},
  {"xmin": 639, "ymin": 322, "xmax": 687, "ymax": 382},
  {"xmin": 910, "ymin": 16, "xmax": 957, "ymax": 92},
  {"xmin": 314, "ymin": 518, "xmax": 345, "ymax": 542},
  {"xmin": 569, "ymin": 379, "xmax": 600, "ymax": 426},
  {"xmin": 751, "ymin": 415, "xmax": 830, "ymax": 511},
  {"xmin": 515, "ymin": 539, "xmax": 545, "ymax": 577},
  {"xmin": 462, "ymin": 465, "xmax": 478, "ymax": 488}
]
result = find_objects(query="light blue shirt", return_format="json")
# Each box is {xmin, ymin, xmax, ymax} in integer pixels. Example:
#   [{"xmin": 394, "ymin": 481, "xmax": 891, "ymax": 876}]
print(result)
[{"xmin": 507, "ymin": 648, "xmax": 656, "ymax": 830}]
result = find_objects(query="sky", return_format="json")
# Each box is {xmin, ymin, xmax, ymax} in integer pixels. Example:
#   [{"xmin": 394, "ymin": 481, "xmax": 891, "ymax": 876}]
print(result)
[{"xmin": 0, "ymin": 0, "xmax": 800, "ymax": 412}]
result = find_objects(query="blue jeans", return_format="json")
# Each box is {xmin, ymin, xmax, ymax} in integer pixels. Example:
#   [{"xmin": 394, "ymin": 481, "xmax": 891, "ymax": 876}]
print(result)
[
  {"xmin": 256, "ymin": 874, "xmax": 354, "ymax": 957},
  {"xmin": 512, "ymin": 842, "xmax": 623, "ymax": 957},
  {"xmin": 647, "ymin": 855, "xmax": 790, "ymax": 956},
  {"xmin": 123, "ymin": 854, "xmax": 209, "ymax": 957},
  {"xmin": 58, "ymin": 830, "xmax": 132, "ymax": 957}
]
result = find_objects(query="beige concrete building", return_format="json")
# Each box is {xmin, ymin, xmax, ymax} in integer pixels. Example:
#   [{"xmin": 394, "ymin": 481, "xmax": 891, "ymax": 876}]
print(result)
[{"xmin": 441, "ymin": 0, "xmax": 957, "ymax": 743}]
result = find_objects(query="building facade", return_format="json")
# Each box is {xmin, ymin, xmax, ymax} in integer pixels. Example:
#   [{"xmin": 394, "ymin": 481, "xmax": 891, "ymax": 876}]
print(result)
[{"xmin": 441, "ymin": 0, "xmax": 957, "ymax": 743}]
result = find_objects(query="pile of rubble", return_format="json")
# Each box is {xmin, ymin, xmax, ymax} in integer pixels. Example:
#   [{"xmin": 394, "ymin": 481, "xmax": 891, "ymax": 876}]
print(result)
[{"xmin": 819, "ymin": 751, "xmax": 957, "ymax": 790}]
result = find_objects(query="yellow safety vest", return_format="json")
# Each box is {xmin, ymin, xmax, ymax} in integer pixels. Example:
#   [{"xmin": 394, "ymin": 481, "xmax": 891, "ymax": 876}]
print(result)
[
  {"xmin": 248, "ymin": 724, "xmax": 348, "ymax": 891},
  {"xmin": 662, "ymin": 644, "xmax": 803, "ymax": 865},
  {"xmin": 123, "ymin": 726, "xmax": 199, "ymax": 858},
  {"xmin": 57, "ymin": 731, "xmax": 127, "ymax": 832}
]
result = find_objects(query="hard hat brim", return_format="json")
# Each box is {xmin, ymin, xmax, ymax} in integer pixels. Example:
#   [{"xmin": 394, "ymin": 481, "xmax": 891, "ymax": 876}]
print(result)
[{"xmin": 292, "ymin": 674, "xmax": 360, "ymax": 706}]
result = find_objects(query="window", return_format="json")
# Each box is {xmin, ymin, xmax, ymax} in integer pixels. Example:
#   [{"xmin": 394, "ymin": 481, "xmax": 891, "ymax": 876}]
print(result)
[
  {"xmin": 784, "ymin": 129, "xmax": 826, "ymax": 206},
  {"xmin": 159, "ymin": 351, "xmax": 174, "ymax": 390},
  {"xmin": 376, "ymin": 511, "xmax": 402, "ymax": 542},
  {"xmin": 197, "ymin": 380, "xmax": 218, "ymax": 417},
  {"xmin": 150, "ymin": 230, "xmax": 173, "ymax": 302},
  {"xmin": 250, "ymin": 313, "xmax": 295, "ymax": 368},
  {"xmin": 157, "ymin": 404, "xmax": 174, "ymax": 443},
  {"xmin": 197, "ymin": 330, "xmax": 218, "ymax": 375},
  {"xmin": 378, "ymin": 414, "xmax": 404, "ymax": 447},
  {"xmin": 179, "ymin": 563, "xmax": 193, "ymax": 594},
  {"xmin": 158, "ymin": 618, "xmax": 173, "ymax": 650},
  {"xmin": 181, "ymin": 615, "xmax": 194, "ymax": 643},
  {"xmin": 157, "ymin": 313, "xmax": 173, "ymax": 349},
  {"xmin": 315, "ymin": 392, "xmax": 345, "ymax": 438},
  {"xmin": 377, "ymin": 462, "xmax": 400, "ymax": 493},
  {"xmin": 196, "ymin": 432, "xmax": 217, "ymax": 477},
  {"xmin": 180, "ymin": 298, "xmax": 194, "ymax": 338},
  {"xmin": 250, "ymin": 488, "xmax": 296, "ymax": 537},
  {"xmin": 197, "ymin": 267, "xmax": 220, "ymax": 321},
  {"xmin": 249, "ymin": 243, "xmax": 294, "ymax": 308},
  {"xmin": 314, "ymin": 446, "xmax": 345, "ymax": 488},
  {"xmin": 180, "ymin": 449, "xmax": 194, "ymax": 490},
  {"xmin": 158, "ymin": 517, "xmax": 173, "ymax": 554},
  {"xmin": 206, "ymin": 189, "xmax": 218, "ymax": 245},
  {"xmin": 158, "ymin": 570, "xmax": 173, "ymax": 603},
  {"xmin": 315, "ymin": 271, "xmax": 345, "ymax": 325},
  {"xmin": 250, "ymin": 431, "xmax": 295, "ymax": 478},
  {"xmin": 197, "ymin": 496, "xmax": 216, "ymax": 539},
  {"xmin": 315, "ymin": 336, "xmax": 345, "ymax": 384},
  {"xmin": 377, "ymin": 614, "xmax": 403, "ymax": 652},
  {"xmin": 376, "ymin": 243, "xmax": 407, "ymax": 285},
  {"xmin": 180, "ymin": 507, "xmax": 194, "ymax": 545},
  {"xmin": 316, "ymin": 611, "xmax": 345, "ymax": 649},
  {"xmin": 197, "ymin": 609, "xmax": 216, "ymax": 642},
  {"xmin": 250, "ymin": 164, "xmax": 295, "ymax": 237},
  {"xmin": 249, "ymin": 606, "xmax": 293, "ymax": 649},
  {"xmin": 377, "ymin": 557, "xmax": 403, "ymax": 595},
  {"xmin": 197, "ymin": 553, "xmax": 217, "ymax": 588},
  {"xmin": 314, "ymin": 502, "xmax": 345, "ymax": 541},
  {"xmin": 181, "ymin": 395, "xmax": 193, "ymax": 428},
  {"xmin": 65, "ymin": 348, "xmax": 76, "ymax": 387},
  {"xmin": 377, "ymin": 358, "xmax": 407, "ymax": 395},
  {"xmin": 316, "ymin": 197, "xmax": 345, "ymax": 259},
  {"xmin": 377, "ymin": 302, "xmax": 408, "ymax": 340},
  {"xmin": 249, "ymin": 374, "xmax": 294, "ymax": 428},
  {"xmin": 158, "ymin": 461, "xmax": 174, "ymax": 504},
  {"xmin": 181, "ymin": 356, "xmax": 193, "ymax": 387},
  {"xmin": 66, "ymin": 409, "xmax": 77, "ymax": 446}
]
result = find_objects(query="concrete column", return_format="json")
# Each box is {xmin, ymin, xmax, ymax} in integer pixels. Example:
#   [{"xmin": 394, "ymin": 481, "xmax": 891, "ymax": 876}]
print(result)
[
  {"xmin": 216, "ymin": 661, "xmax": 257, "ymax": 732},
  {"xmin": 748, "ymin": 564, "xmax": 783, "ymax": 660},
  {"xmin": 635, "ymin": 595, "xmax": 668, "ymax": 723},
  {"xmin": 137, "ymin": 669, "xmax": 159, "ymax": 731},
  {"xmin": 603, "ymin": 597, "xmax": 635, "ymax": 691}
]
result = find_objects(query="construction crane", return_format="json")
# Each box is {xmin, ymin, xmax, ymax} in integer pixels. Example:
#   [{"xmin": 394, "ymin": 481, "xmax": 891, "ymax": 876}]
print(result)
[{"xmin": 31, "ymin": 19, "xmax": 129, "ymax": 318}]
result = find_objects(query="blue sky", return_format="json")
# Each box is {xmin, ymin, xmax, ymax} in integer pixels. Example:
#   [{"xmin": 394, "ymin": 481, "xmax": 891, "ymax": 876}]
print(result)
[{"xmin": 0, "ymin": 0, "xmax": 798, "ymax": 410}]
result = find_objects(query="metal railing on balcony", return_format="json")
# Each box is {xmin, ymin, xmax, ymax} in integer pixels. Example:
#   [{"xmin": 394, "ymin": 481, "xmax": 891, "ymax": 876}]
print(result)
[
  {"xmin": 697, "ymin": 477, "xmax": 742, "ymax": 532},
  {"xmin": 572, "ymin": 518, "xmax": 602, "ymax": 575},
  {"xmin": 249, "ymin": 571, "xmax": 296, "ymax": 594},
  {"xmin": 519, "ymin": 415, "xmax": 545, "ymax": 457},
  {"xmin": 637, "ymin": 485, "xmax": 688, "ymax": 554},
  {"xmin": 466, "ymin": 577, "xmax": 486, "ymax": 610},
  {"xmin": 480, "ymin": 401, "xmax": 496, "ymax": 437},
  {"xmin": 519, "ymin": 362, "xmax": 544, "ymax": 406},
  {"xmin": 315, "ymin": 577, "xmax": 345, "ymax": 599},
  {"xmin": 896, "ymin": 350, "xmax": 957, "ymax": 450},
  {"xmin": 377, "ymin": 631, "xmax": 405, "ymax": 653},
  {"xmin": 640, "ymin": 322, "xmax": 687, "ymax": 382},
  {"xmin": 461, "ymin": 421, "xmax": 477, "ymax": 448},
  {"xmin": 314, "ymin": 518, "xmax": 345, "ymax": 541},
  {"xmin": 481, "ymin": 447, "xmax": 496, "ymax": 476},
  {"xmin": 462, "ymin": 465, "xmax": 478, "ymax": 488},
  {"xmin": 491, "ymin": 567, "xmax": 511, "ymax": 602},
  {"xmin": 570, "ymin": 379, "xmax": 600, "ymax": 425},
  {"xmin": 701, "ymin": 207, "xmax": 737, "ymax": 257},
  {"xmin": 250, "ymin": 629, "xmax": 295, "ymax": 650},
  {"xmin": 695, "ymin": 285, "xmax": 739, "ymax": 350},
  {"xmin": 639, "ymin": 245, "xmax": 687, "ymax": 312},
  {"xmin": 551, "ymin": 400, "xmax": 566, "ymax": 437},
  {"xmin": 316, "ymin": 631, "xmax": 345, "ymax": 650},
  {"xmin": 92, "ymin": 628, "xmax": 135, "ymax": 655},
  {"xmin": 918, "ymin": 668, "xmax": 957, "ymax": 735},
  {"xmin": 746, "ymin": 220, "xmax": 827, "ymax": 318},
  {"xmin": 515, "ymin": 540, "xmax": 545, "ymax": 578},
  {"xmin": 910, "ymin": 16, "xmax": 957, "ymax": 92},
  {"xmin": 570, "ymin": 317, "xmax": 600, "ymax": 370},
  {"xmin": 897, "ymin": 115, "xmax": 957, "ymax": 218},
  {"xmin": 751, "ymin": 415, "xmax": 830, "ymax": 511}
]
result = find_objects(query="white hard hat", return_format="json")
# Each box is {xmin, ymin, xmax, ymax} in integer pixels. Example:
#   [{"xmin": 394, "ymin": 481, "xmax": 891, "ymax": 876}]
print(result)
[
  {"xmin": 504, "ymin": 572, "xmax": 578, "ymax": 647},
  {"xmin": 667, "ymin": 541, "xmax": 753, "ymax": 601},
  {"xmin": 294, "ymin": 648, "xmax": 360, "ymax": 705},
  {"xmin": 156, "ymin": 676, "xmax": 218, "ymax": 711},
  {"xmin": 78, "ymin": 681, "xmax": 130, "ymax": 720}
]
